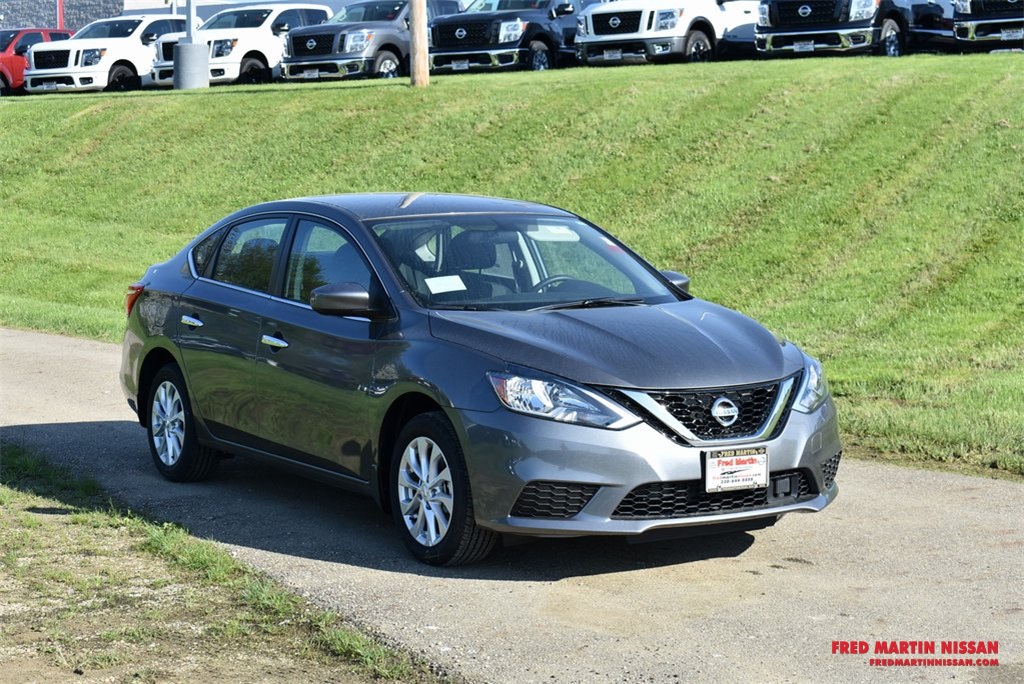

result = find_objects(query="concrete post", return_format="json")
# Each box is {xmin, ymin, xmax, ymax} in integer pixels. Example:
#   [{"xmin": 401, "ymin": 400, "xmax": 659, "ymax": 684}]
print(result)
[{"xmin": 173, "ymin": 0, "xmax": 209, "ymax": 90}]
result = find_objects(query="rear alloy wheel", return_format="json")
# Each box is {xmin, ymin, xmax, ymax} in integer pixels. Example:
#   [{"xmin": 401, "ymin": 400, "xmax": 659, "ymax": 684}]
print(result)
[
  {"xmin": 105, "ymin": 64, "xmax": 140, "ymax": 92},
  {"xmin": 147, "ymin": 364, "xmax": 218, "ymax": 482},
  {"xmin": 879, "ymin": 19, "xmax": 903, "ymax": 57},
  {"xmin": 528, "ymin": 40, "xmax": 551, "ymax": 71},
  {"xmin": 390, "ymin": 412, "xmax": 497, "ymax": 566},
  {"xmin": 684, "ymin": 30, "xmax": 713, "ymax": 63},
  {"xmin": 237, "ymin": 57, "xmax": 269, "ymax": 84},
  {"xmin": 373, "ymin": 50, "xmax": 400, "ymax": 78}
]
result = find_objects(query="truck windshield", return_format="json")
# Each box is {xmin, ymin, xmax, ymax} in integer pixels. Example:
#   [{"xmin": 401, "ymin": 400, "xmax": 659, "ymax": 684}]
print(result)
[
  {"xmin": 75, "ymin": 20, "xmax": 142, "ymax": 40},
  {"xmin": 463, "ymin": 0, "xmax": 549, "ymax": 12},
  {"xmin": 0, "ymin": 30, "xmax": 17, "ymax": 52},
  {"xmin": 201, "ymin": 10, "xmax": 273, "ymax": 30},
  {"xmin": 328, "ymin": 1, "xmax": 408, "ymax": 23}
]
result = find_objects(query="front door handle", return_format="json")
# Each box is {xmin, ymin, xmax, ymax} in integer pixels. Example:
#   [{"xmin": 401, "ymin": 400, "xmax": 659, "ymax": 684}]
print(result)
[
  {"xmin": 181, "ymin": 315, "xmax": 204, "ymax": 328},
  {"xmin": 261, "ymin": 333, "xmax": 289, "ymax": 350}
]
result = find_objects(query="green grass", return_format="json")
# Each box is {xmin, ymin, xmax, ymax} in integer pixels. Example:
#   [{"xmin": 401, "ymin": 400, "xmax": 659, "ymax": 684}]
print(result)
[{"xmin": 1, "ymin": 55, "xmax": 1022, "ymax": 474}]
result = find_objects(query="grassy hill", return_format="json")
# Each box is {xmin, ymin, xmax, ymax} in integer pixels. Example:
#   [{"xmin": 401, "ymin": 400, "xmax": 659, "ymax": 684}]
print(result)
[{"xmin": 1, "ymin": 55, "xmax": 1021, "ymax": 475}]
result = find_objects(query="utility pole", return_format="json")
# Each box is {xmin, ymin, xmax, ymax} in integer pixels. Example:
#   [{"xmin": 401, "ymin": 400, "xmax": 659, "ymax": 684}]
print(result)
[
  {"xmin": 408, "ymin": 0, "xmax": 429, "ymax": 86},
  {"xmin": 56, "ymin": 0, "xmax": 64, "ymax": 29}
]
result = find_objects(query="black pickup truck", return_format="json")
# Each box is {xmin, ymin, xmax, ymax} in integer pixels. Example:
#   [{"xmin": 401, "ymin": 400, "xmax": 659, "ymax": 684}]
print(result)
[
  {"xmin": 755, "ymin": 0, "xmax": 1024, "ymax": 56},
  {"xmin": 429, "ymin": 0, "xmax": 584, "ymax": 71}
]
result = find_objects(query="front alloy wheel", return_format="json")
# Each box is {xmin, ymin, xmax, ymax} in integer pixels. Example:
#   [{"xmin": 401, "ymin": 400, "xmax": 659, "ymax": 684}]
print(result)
[
  {"xmin": 880, "ymin": 19, "xmax": 903, "ymax": 57},
  {"xmin": 528, "ymin": 40, "xmax": 550, "ymax": 71},
  {"xmin": 390, "ymin": 412, "xmax": 497, "ymax": 565},
  {"xmin": 685, "ymin": 30, "xmax": 713, "ymax": 63}
]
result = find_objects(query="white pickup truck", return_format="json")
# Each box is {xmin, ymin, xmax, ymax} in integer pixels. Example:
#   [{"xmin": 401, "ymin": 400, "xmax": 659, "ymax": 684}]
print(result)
[
  {"xmin": 152, "ymin": 3, "xmax": 331, "ymax": 86},
  {"xmin": 24, "ymin": 15, "xmax": 188, "ymax": 92},
  {"xmin": 574, "ymin": 0, "xmax": 758, "ymax": 64}
]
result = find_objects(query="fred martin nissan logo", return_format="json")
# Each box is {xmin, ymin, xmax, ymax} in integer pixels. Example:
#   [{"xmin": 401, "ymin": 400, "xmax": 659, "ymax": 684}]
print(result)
[
  {"xmin": 798, "ymin": 4, "xmax": 813, "ymax": 16},
  {"xmin": 711, "ymin": 398, "xmax": 740, "ymax": 427},
  {"xmin": 455, "ymin": 27, "xmax": 467, "ymax": 39}
]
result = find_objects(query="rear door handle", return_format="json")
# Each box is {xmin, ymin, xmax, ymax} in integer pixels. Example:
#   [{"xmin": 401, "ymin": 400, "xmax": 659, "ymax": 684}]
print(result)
[
  {"xmin": 261, "ymin": 334, "xmax": 289, "ymax": 350},
  {"xmin": 181, "ymin": 315, "xmax": 204, "ymax": 328}
]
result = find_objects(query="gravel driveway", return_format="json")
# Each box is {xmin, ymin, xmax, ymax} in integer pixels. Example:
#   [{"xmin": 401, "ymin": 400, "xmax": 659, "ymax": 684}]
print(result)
[{"xmin": 2, "ymin": 328, "xmax": 1020, "ymax": 682}]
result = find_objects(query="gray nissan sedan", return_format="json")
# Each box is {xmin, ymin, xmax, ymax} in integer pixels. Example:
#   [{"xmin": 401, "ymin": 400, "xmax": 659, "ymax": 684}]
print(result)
[{"xmin": 121, "ymin": 193, "xmax": 841, "ymax": 565}]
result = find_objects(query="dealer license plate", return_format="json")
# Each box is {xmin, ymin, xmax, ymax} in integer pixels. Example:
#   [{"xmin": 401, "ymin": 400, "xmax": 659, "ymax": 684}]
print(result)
[
  {"xmin": 1001, "ymin": 28, "xmax": 1023, "ymax": 41},
  {"xmin": 452, "ymin": 59, "xmax": 470, "ymax": 71},
  {"xmin": 603, "ymin": 49, "xmax": 622, "ymax": 61},
  {"xmin": 42, "ymin": 82, "xmax": 57, "ymax": 91},
  {"xmin": 705, "ymin": 446, "xmax": 768, "ymax": 493},
  {"xmin": 302, "ymin": 68, "xmax": 319, "ymax": 79},
  {"xmin": 793, "ymin": 41, "xmax": 815, "ymax": 53}
]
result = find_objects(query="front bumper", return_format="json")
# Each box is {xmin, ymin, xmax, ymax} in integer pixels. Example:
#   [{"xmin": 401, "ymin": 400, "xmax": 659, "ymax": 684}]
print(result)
[
  {"xmin": 575, "ymin": 36, "xmax": 686, "ymax": 64},
  {"xmin": 756, "ymin": 25, "xmax": 877, "ymax": 53},
  {"xmin": 954, "ymin": 18, "xmax": 1024, "ymax": 43},
  {"xmin": 429, "ymin": 47, "xmax": 523, "ymax": 71},
  {"xmin": 281, "ymin": 55, "xmax": 372, "ymax": 80},
  {"xmin": 24, "ymin": 68, "xmax": 108, "ymax": 92},
  {"xmin": 152, "ymin": 58, "xmax": 242, "ymax": 86},
  {"xmin": 457, "ymin": 395, "xmax": 841, "ymax": 537}
]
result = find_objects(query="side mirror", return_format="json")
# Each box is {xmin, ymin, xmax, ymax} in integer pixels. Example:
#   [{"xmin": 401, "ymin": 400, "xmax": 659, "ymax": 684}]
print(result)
[
  {"xmin": 661, "ymin": 270, "xmax": 691, "ymax": 294},
  {"xmin": 272, "ymin": 22, "xmax": 290, "ymax": 35},
  {"xmin": 141, "ymin": 32, "xmax": 159, "ymax": 45},
  {"xmin": 551, "ymin": 3, "xmax": 575, "ymax": 17},
  {"xmin": 310, "ymin": 282, "xmax": 384, "ymax": 318},
  {"xmin": 14, "ymin": 44, "xmax": 30, "ymax": 56}
]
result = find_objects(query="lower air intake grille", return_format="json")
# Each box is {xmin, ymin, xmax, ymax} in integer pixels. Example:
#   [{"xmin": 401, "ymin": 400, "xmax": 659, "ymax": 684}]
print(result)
[
  {"xmin": 511, "ymin": 481, "xmax": 599, "ymax": 518},
  {"xmin": 821, "ymin": 451, "xmax": 841, "ymax": 490}
]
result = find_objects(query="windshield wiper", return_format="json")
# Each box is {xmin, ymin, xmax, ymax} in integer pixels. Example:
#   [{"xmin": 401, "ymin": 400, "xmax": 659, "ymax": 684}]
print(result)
[
  {"xmin": 431, "ymin": 304, "xmax": 502, "ymax": 311},
  {"xmin": 529, "ymin": 297, "xmax": 646, "ymax": 312}
]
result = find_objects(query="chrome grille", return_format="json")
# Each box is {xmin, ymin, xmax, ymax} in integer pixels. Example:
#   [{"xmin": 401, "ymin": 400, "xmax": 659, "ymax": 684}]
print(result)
[
  {"xmin": 775, "ymin": 0, "xmax": 839, "ymax": 26},
  {"xmin": 434, "ymin": 22, "xmax": 492, "ymax": 48},
  {"xmin": 292, "ymin": 33, "xmax": 336, "ymax": 56},
  {"xmin": 592, "ymin": 11, "xmax": 643, "ymax": 35},
  {"xmin": 161, "ymin": 41, "xmax": 176, "ymax": 61}
]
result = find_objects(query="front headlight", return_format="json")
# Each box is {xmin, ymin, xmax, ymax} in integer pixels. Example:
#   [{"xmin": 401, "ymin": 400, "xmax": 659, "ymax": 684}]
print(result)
[
  {"xmin": 345, "ymin": 29, "xmax": 375, "ymax": 52},
  {"xmin": 499, "ymin": 20, "xmax": 526, "ymax": 44},
  {"xmin": 848, "ymin": 0, "xmax": 879, "ymax": 22},
  {"xmin": 757, "ymin": 3, "xmax": 771, "ymax": 27},
  {"xmin": 656, "ymin": 10, "xmax": 683, "ymax": 32},
  {"xmin": 576, "ymin": 16, "xmax": 587, "ymax": 37},
  {"xmin": 211, "ymin": 39, "xmax": 237, "ymax": 58},
  {"xmin": 954, "ymin": 0, "xmax": 971, "ymax": 12},
  {"xmin": 81, "ymin": 48, "xmax": 106, "ymax": 67},
  {"xmin": 427, "ymin": 26, "xmax": 434, "ymax": 48},
  {"xmin": 488, "ymin": 372, "xmax": 639, "ymax": 429},
  {"xmin": 794, "ymin": 355, "xmax": 830, "ymax": 413}
]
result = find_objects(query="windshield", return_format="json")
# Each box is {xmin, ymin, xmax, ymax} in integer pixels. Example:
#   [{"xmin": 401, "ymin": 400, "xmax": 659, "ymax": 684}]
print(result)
[
  {"xmin": 0, "ymin": 30, "xmax": 17, "ymax": 52},
  {"xmin": 463, "ymin": 0, "xmax": 548, "ymax": 11},
  {"xmin": 201, "ymin": 9, "xmax": 273, "ymax": 30},
  {"xmin": 328, "ymin": 1, "xmax": 407, "ymax": 23},
  {"xmin": 371, "ymin": 215, "xmax": 679, "ymax": 311},
  {"xmin": 74, "ymin": 19, "xmax": 142, "ymax": 40}
]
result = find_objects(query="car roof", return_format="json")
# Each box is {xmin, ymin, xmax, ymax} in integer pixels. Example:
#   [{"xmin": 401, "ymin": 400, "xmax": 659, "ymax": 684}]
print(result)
[{"xmin": 292, "ymin": 193, "xmax": 577, "ymax": 221}]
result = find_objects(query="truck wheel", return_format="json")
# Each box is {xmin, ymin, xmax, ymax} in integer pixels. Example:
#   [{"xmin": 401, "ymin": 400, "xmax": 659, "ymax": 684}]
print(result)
[
  {"xmin": 527, "ymin": 40, "xmax": 551, "ymax": 71},
  {"xmin": 0, "ymin": 75, "xmax": 9, "ymax": 97},
  {"xmin": 878, "ymin": 19, "xmax": 903, "ymax": 57},
  {"xmin": 237, "ymin": 57, "xmax": 269, "ymax": 84},
  {"xmin": 684, "ymin": 30, "xmax": 713, "ymax": 63},
  {"xmin": 105, "ymin": 65, "xmax": 140, "ymax": 91},
  {"xmin": 373, "ymin": 50, "xmax": 400, "ymax": 78}
]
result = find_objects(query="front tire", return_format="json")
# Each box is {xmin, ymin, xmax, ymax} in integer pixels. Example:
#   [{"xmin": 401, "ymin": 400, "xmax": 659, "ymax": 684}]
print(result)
[
  {"xmin": 236, "ymin": 57, "xmax": 269, "ymax": 84},
  {"xmin": 147, "ymin": 364, "xmax": 218, "ymax": 482},
  {"xmin": 105, "ymin": 64, "xmax": 140, "ymax": 92},
  {"xmin": 878, "ymin": 18, "xmax": 903, "ymax": 57},
  {"xmin": 527, "ymin": 40, "xmax": 551, "ymax": 71},
  {"xmin": 684, "ymin": 30, "xmax": 713, "ymax": 63},
  {"xmin": 373, "ymin": 50, "xmax": 401, "ymax": 78},
  {"xmin": 390, "ymin": 412, "xmax": 497, "ymax": 566}
]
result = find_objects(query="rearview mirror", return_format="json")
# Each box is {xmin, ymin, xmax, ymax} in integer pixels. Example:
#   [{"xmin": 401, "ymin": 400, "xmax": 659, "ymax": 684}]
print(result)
[
  {"xmin": 310, "ymin": 282, "xmax": 384, "ymax": 318},
  {"xmin": 272, "ymin": 22, "xmax": 290, "ymax": 35},
  {"xmin": 661, "ymin": 270, "xmax": 691, "ymax": 294}
]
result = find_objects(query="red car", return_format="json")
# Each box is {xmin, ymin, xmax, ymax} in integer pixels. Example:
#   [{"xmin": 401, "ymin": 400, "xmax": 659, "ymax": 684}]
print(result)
[{"xmin": 1, "ymin": 27, "xmax": 73, "ymax": 95}]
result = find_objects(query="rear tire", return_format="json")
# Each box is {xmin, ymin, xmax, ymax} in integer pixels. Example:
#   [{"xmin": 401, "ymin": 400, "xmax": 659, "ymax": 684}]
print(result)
[
  {"xmin": 105, "ymin": 64, "xmax": 140, "ymax": 92},
  {"xmin": 373, "ymin": 50, "xmax": 401, "ymax": 78},
  {"xmin": 684, "ymin": 30, "xmax": 713, "ymax": 63},
  {"xmin": 390, "ymin": 412, "xmax": 497, "ymax": 566},
  {"xmin": 878, "ymin": 18, "xmax": 903, "ymax": 57},
  {"xmin": 0, "ymin": 75, "xmax": 10, "ymax": 97},
  {"xmin": 147, "ymin": 364, "xmax": 218, "ymax": 482}
]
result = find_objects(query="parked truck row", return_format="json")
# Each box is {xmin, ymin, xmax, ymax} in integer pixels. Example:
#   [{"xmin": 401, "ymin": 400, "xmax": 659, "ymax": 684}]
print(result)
[{"xmin": 7, "ymin": 0, "xmax": 1023, "ymax": 95}]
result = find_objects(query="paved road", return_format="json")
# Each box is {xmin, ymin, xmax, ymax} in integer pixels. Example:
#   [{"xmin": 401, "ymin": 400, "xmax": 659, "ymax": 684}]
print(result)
[{"xmin": 2, "ymin": 328, "xmax": 1021, "ymax": 683}]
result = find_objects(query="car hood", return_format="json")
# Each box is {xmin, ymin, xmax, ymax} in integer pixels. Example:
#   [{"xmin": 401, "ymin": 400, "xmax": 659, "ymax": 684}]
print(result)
[
  {"xmin": 428, "ymin": 299, "xmax": 797, "ymax": 390},
  {"xmin": 34, "ymin": 37, "xmax": 134, "ymax": 52},
  {"xmin": 433, "ymin": 10, "xmax": 540, "ymax": 25},
  {"xmin": 290, "ymin": 21, "xmax": 400, "ymax": 36},
  {"xmin": 160, "ymin": 28, "xmax": 267, "ymax": 44}
]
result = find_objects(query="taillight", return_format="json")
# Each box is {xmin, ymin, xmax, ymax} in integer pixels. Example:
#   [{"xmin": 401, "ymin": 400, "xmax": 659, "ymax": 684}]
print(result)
[{"xmin": 126, "ymin": 283, "xmax": 145, "ymax": 317}]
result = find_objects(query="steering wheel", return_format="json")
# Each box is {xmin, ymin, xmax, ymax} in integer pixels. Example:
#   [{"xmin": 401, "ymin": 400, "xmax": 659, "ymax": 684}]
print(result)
[{"xmin": 530, "ymin": 275, "xmax": 577, "ymax": 293}]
